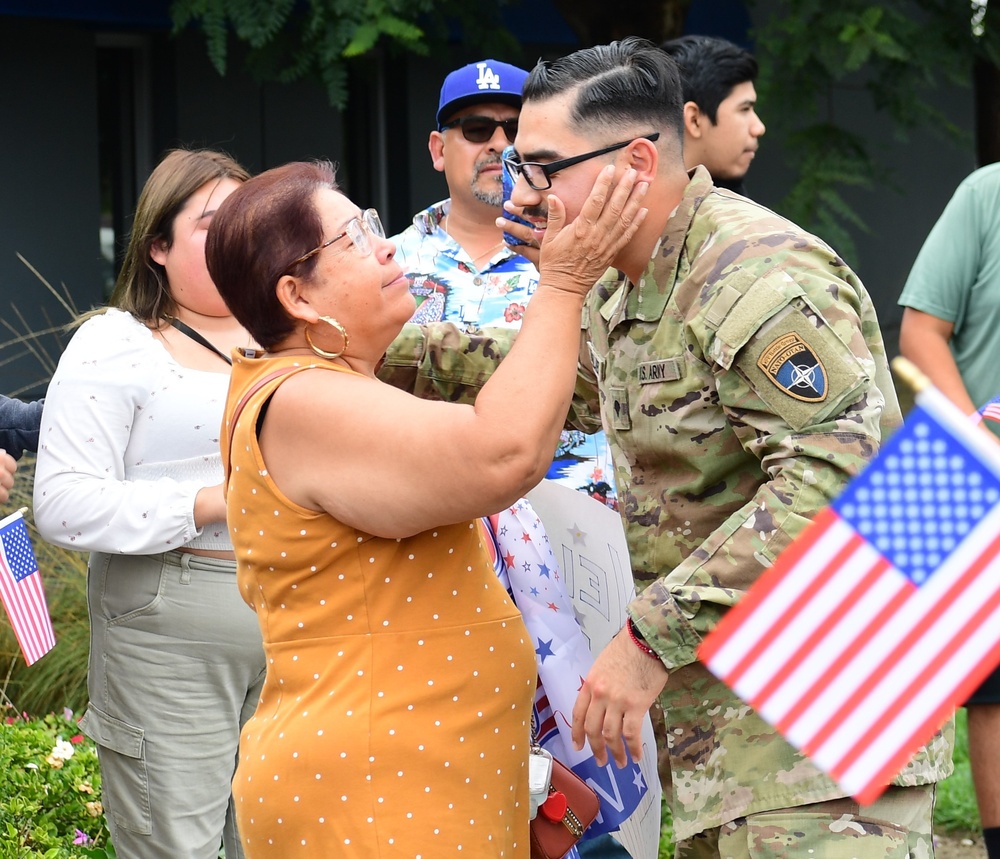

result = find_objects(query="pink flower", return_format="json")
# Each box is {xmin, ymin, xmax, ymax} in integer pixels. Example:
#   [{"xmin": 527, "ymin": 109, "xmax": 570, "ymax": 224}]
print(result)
[
  {"xmin": 504, "ymin": 302, "xmax": 526, "ymax": 322},
  {"xmin": 73, "ymin": 829, "xmax": 92, "ymax": 845},
  {"xmin": 70, "ymin": 734, "xmax": 85, "ymax": 744}
]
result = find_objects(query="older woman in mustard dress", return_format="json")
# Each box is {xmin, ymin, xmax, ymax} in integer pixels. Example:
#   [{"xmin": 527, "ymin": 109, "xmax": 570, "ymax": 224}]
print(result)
[{"xmin": 206, "ymin": 160, "xmax": 647, "ymax": 857}]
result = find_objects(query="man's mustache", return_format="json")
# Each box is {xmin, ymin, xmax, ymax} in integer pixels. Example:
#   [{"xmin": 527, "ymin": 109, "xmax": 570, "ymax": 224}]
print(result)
[{"xmin": 474, "ymin": 156, "xmax": 502, "ymax": 178}]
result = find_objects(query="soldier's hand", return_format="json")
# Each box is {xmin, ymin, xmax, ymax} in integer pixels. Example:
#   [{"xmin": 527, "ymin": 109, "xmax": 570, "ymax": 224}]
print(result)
[
  {"xmin": 571, "ymin": 625, "xmax": 668, "ymax": 768},
  {"xmin": 497, "ymin": 207, "xmax": 540, "ymax": 267}
]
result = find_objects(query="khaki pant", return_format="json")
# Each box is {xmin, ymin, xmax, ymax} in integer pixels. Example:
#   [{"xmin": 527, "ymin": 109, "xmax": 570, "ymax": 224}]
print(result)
[
  {"xmin": 81, "ymin": 551, "xmax": 266, "ymax": 859},
  {"xmin": 673, "ymin": 784, "xmax": 936, "ymax": 859}
]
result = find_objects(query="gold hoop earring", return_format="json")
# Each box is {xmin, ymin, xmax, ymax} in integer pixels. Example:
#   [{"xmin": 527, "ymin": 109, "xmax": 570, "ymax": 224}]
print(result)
[{"xmin": 304, "ymin": 316, "xmax": 350, "ymax": 360}]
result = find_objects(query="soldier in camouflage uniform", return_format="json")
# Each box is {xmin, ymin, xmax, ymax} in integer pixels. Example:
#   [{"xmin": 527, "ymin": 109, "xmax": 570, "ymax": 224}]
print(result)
[{"xmin": 381, "ymin": 37, "xmax": 953, "ymax": 858}]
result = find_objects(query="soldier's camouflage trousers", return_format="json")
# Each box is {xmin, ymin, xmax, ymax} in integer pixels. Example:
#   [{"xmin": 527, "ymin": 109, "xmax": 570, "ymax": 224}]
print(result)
[{"xmin": 673, "ymin": 784, "xmax": 935, "ymax": 859}]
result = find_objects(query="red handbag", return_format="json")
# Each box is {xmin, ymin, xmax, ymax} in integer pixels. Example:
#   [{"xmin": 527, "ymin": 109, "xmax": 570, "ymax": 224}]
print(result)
[{"xmin": 529, "ymin": 756, "xmax": 600, "ymax": 859}]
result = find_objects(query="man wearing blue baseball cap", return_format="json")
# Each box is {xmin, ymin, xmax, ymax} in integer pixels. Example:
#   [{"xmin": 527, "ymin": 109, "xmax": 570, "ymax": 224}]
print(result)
[{"xmin": 392, "ymin": 59, "xmax": 535, "ymax": 328}]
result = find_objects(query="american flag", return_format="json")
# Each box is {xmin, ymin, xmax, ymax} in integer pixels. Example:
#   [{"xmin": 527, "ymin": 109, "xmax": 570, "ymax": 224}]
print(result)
[
  {"xmin": 699, "ymin": 385, "xmax": 1000, "ymax": 805},
  {"xmin": 0, "ymin": 509, "xmax": 54, "ymax": 665},
  {"xmin": 979, "ymin": 392, "xmax": 1000, "ymax": 425}
]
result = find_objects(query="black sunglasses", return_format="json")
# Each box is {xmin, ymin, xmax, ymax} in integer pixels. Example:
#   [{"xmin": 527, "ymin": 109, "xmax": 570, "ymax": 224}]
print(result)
[
  {"xmin": 502, "ymin": 132, "xmax": 661, "ymax": 191},
  {"xmin": 440, "ymin": 115, "xmax": 519, "ymax": 144}
]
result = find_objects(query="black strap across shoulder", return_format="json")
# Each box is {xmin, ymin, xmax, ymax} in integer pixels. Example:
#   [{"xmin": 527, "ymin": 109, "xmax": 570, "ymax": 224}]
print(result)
[{"xmin": 170, "ymin": 318, "xmax": 233, "ymax": 365}]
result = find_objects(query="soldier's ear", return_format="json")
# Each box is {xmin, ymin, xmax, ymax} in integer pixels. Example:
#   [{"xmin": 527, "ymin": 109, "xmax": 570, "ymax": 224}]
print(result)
[
  {"xmin": 626, "ymin": 136, "xmax": 658, "ymax": 183},
  {"xmin": 429, "ymin": 131, "xmax": 446, "ymax": 173},
  {"xmin": 683, "ymin": 102, "xmax": 704, "ymax": 139}
]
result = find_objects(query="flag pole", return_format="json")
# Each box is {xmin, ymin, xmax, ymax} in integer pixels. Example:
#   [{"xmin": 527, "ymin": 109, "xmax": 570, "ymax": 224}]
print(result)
[
  {"xmin": 890, "ymin": 356, "xmax": 931, "ymax": 395},
  {"xmin": 891, "ymin": 356, "xmax": 1000, "ymax": 470}
]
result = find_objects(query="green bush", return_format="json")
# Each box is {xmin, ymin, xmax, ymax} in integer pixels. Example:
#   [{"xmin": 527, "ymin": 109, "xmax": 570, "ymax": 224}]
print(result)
[
  {"xmin": 935, "ymin": 708, "xmax": 981, "ymax": 834},
  {"xmin": 0, "ymin": 456, "xmax": 109, "ymax": 856},
  {"xmin": 0, "ymin": 707, "xmax": 113, "ymax": 857},
  {"xmin": 0, "ymin": 457, "xmax": 91, "ymax": 716}
]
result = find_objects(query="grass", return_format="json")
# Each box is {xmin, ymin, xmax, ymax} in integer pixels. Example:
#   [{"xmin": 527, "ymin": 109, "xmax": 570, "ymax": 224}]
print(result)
[{"xmin": 936, "ymin": 708, "xmax": 981, "ymax": 835}]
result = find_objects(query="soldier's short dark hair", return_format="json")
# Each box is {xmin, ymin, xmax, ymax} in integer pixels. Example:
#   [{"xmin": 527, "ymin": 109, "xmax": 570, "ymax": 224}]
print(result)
[
  {"xmin": 660, "ymin": 35, "xmax": 759, "ymax": 124},
  {"xmin": 522, "ymin": 37, "xmax": 684, "ymax": 142}
]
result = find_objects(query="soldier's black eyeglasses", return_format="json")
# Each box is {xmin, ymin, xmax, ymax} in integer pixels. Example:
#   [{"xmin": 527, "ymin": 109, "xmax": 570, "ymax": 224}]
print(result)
[
  {"xmin": 501, "ymin": 132, "xmax": 660, "ymax": 192},
  {"xmin": 440, "ymin": 116, "xmax": 519, "ymax": 144}
]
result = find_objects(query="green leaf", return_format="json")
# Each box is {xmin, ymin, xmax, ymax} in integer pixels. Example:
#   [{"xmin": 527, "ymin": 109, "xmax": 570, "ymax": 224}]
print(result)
[{"xmin": 342, "ymin": 23, "xmax": 380, "ymax": 56}]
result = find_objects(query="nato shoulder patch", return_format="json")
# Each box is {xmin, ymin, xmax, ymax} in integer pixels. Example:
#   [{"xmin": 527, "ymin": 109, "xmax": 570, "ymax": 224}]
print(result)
[{"xmin": 756, "ymin": 332, "xmax": 827, "ymax": 402}]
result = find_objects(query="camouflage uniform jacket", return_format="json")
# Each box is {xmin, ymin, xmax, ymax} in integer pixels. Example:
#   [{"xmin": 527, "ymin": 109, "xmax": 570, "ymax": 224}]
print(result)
[{"xmin": 380, "ymin": 167, "xmax": 954, "ymax": 838}]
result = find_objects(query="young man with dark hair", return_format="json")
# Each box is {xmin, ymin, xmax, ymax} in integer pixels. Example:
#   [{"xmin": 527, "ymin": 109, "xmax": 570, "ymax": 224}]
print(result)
[
  {"xmin": 661, "ymin": 35, "xmax": 765, "ymax": 195},
  {"xmin": 383, "ymin": 36, "xmax": 953, "ymax": 858}
]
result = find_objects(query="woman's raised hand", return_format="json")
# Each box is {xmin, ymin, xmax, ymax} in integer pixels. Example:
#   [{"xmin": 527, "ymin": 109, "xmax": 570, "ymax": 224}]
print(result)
[{"xmin": 501, "ymin": 165, "xmax": 648, "ymax": 297}]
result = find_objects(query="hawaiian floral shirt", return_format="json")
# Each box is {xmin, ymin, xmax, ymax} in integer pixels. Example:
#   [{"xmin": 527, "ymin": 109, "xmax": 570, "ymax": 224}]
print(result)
[{"xmin": 393, "ymin": 199, "xmax": 538, "ymax": 329}]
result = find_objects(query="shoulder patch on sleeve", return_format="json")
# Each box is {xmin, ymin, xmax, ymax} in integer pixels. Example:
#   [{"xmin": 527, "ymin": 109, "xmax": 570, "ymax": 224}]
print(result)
[
  {"xmin": 708, "ymin": 272, "xmax": 804, "ymax": 369},
  {"xmin": 756, "ymin": 332, "xmax": 827, "ymax": 403},
  {"xmin": 737, "ymin": 303, "xmax": 868, "ymax": 431}
]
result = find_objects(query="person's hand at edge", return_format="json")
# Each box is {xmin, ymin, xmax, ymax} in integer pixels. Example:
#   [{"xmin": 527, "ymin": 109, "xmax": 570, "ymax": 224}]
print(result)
[{"xmin": 0, "ymin": 451, "xmax": 17, "ymax": 505}]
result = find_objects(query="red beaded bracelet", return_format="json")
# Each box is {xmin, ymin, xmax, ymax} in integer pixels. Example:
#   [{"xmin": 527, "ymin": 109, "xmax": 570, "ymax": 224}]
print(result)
[{"xmin": 626, "ymin": 617, "xmax": 660, "ymax": 660}]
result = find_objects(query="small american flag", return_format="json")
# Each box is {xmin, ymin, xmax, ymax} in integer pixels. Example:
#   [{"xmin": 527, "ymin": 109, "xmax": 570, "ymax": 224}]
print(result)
[
  {"xmin": 0, "ymin": 509, "xmax": 55, "ymax": 665},
  {"xmin": 700, "ymin": 384, "xmax": 1000, "ymax": 805},
  {"xmin": 978, "ymin": 393, "xmax": 1000, "ymax": 425}
]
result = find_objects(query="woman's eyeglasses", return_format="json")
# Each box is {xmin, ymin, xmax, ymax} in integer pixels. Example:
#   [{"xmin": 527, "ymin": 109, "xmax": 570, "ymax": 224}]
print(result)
[
  {"xmin": 502, "ymin": 132, "xmax": 660, "ymax": 192},
  {"xmin": 284, "ymin": 209, "xmax": 385, "ymax": 272},
  {"xmin": 440, "ymin": 116, "xmax": 519, "ymax": 144}
]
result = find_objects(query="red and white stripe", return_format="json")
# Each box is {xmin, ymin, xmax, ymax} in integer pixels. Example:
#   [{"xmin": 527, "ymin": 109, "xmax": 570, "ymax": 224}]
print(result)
[
  {"xmin": 0, "ymin": 515, "xmax": 55, "ymax": 666},
  {"xmin": 701, "ymin": 502, "xmax": 1000, "ymax": 804}
]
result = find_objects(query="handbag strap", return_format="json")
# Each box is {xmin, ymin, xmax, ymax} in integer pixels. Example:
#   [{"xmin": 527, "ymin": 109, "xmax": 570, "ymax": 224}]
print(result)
[{"xmin": 170, "ymin": 318, "xmax": 233, "ymax": 365}]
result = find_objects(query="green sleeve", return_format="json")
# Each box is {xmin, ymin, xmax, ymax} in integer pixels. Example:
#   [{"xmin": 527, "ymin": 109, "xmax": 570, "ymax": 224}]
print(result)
[
  {"xmin": 378, "ymin": 322, "xmax": 603, "ymax": 433},
  {"xmin": 630, "ymin": 275, "xmax": 899, "ymax": 669}
]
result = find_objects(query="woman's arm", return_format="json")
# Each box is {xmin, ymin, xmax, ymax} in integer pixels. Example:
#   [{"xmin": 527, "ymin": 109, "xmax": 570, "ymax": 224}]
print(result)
[
  {"xmin": 264, "ymin": 168, "xmax": 646, "ymax": 537},
  {"xmin": 33, "ymin": 313, "xmax": 212, "ymax": 554},
  {"xmin": 898, "ymin": 307, "xmax": 976, "ymax": 415}
]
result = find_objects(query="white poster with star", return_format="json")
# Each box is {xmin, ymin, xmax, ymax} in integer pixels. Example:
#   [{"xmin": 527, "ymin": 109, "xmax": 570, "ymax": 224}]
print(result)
[{"xmin": 524, "ymin": 480, "xmax": 661, "ymax": 859}]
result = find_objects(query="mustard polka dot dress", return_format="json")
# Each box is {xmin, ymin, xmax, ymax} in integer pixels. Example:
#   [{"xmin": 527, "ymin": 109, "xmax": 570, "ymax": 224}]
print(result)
[{"xmin": 222, "ymin": 353, "xmax": 535, "ymax": 857}]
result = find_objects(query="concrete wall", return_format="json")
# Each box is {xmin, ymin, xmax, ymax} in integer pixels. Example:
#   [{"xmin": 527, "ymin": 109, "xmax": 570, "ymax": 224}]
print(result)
[
  {"xmin": 746, "ymin": 79, "xmax": 976, "ymax": 351},
  {"xmin": 0, "ymin": 17, "xmax": 347, "ymax": 397},
  {"xmin": 0, "ymin": 17, "xmax": 104, "ymax": 396},
  {"xmin": 171, "ymin": 33, "xmax": 346, "ymax": 173}
]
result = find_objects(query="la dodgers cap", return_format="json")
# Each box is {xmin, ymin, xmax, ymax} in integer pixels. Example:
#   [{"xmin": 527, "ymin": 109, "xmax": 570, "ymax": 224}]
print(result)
[{"xmin": 436, "ymin": 59, "xmax": 529, "ymax": 129}]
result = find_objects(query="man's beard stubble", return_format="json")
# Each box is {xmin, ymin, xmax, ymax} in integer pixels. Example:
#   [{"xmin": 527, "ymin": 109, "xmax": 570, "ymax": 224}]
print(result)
[{"xmin": 471, "ymin": 154, "xmax": 503, "ymax": 207}]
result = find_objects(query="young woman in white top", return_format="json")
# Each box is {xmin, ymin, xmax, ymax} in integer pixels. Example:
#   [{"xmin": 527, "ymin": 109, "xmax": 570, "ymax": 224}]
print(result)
[{"xmin": 33, "ymin": 149, "xmax": 265, "ymax": 859}]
